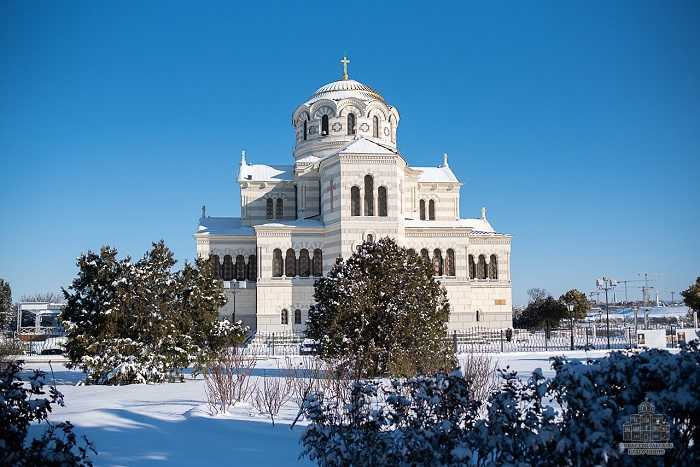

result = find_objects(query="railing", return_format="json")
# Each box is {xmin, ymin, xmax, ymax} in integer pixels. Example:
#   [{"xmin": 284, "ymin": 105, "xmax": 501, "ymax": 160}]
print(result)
[{"xmin": 242, "ymin": 331, "xmax": 306, "ymax": 356}]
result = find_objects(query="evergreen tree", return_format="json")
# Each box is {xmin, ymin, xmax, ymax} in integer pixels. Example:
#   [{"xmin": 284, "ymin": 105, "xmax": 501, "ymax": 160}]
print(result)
[
  {"xmin": 0, "ymin": 279, "xmax": 11, "ymax": 331},
  {"xmin": 306, "ymin": 237, "xmax": 454, "ymax": 378},
  {"xmin": 514, "ymin": 295, "xmax": 567, "ymax": 329},
  {"xmin": 61, "ymin": 241, "xmax": 244, "ymax": 384},
  {"xmin": 559, "ymin": 289, "xmax": 590, "ymax": 320},
  {"xmin": 681, "ymin": 277, "xmax": 700, "ymax": 322}
]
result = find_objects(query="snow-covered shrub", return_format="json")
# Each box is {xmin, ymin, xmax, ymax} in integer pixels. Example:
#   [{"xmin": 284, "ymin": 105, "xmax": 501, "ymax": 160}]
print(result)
[
  {"xmin": 204, "ymin": 348, "xmax": 256, "ymax": 415},
  {"xmin": 61, "ymin": 241, "xmax": 246, "ymax": 384},
  {"xmin": 252, "ymin": 363, "xmax": 292, "ymax": 426},
  {"xmin": 301, "ymin": 344, "xmax": 700, "ymax": 466},
  {"xmin": 306, "ymin": 237, "xmax": 454, "ymax": 378},
  {"xmin": 284, "ymin": 356, "xmax": 324, "ymax": 412},
  {"xmin": 0, "ymin": 361, "xmax": 95, "ymax": 466},
  {"xmin": 460, "ymin": 353, "xmax": 500, "ymax": 402}
]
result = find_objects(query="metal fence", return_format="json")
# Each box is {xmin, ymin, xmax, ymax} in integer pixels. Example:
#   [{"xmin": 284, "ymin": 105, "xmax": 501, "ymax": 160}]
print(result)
[
  {"xmin": 242, "ymin": 331, "xmax": 307, "ymax": 356},
  {"xmin": 450, "ymin": 324, "xmax": 639, "ymax": 353}
]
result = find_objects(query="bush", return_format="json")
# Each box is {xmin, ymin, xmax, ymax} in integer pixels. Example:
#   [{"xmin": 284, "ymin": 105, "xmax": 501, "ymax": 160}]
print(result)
[
  {"xmin": 204, "ymin": 348, "xmax": 256, "ymax": 415},
  {"xmin": 301, "ymin": 343, "xmax": 700, "ymax": 466},
  {"xmin": 0, "ymin": 361, "xmax": 95, "ymax": 466}
]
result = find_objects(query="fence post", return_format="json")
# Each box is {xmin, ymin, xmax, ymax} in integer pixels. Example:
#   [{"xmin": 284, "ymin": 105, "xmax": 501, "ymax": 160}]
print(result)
[
  {"xmin": 271, "ymin": 332, "xmax": 275, "ymax": 356},
  {"xmin": 500, "ymin": 329, "xmax": 504, "ymax": 353},
  {"xmin": 545, "ymin": 321, "xmax": 549, "ymax": 351},
  {"xmin": 452, "ymin": 330, "xmax": 457, "ymax": 354},
  {"xmin": 585, "ymin": 326, "xmax": 589, "ymax": 349},
  {"xmin": 570, "ymin": 320, "xmax": 574, "ymax": 351}
]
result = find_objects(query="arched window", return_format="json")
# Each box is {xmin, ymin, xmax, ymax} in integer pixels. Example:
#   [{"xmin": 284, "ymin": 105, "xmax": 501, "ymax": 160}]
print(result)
[
  {"xmin": 477, "ymin": 254, "xmax": 487, "ymax": 280},
  {"xmin": 347, "ymin": 113, "xmax": 356, "ymax": 135},
  {"xmin": 428, "ymin": 200, "xmax": 436, "ymax": 220},
  {"xmin": 378, "ymin": 186, "xmax": 387, "ymax": 217},
  {"xmin": 351, "ymin": 186, "xmax": 361, "ymax": 216},
  {"xmin": 298, "ymin": 249, "xmax": 311, "ymax": 277},
  {"xmin": 303, "ymin": 120, "xmax": 307, "ymax": 141},
  {"xmin": 407, "ymin": 248, "xmax": 416, "ymax": 256},
  {"xmin": 312, "ymin": 249, "xmax": 323, "ymax": 277},
  {"xmin": 476, "ymin": 310, "xmax": 480, "ymax": 322},
  {"xmin": 272, "ymin": 249, "xmax": 283, "ymax": 277},
  {"xmin": 366, "ymin": 234, "xmax": 374, "ymax": 243},
  {"xmin": 420, "ymin": 248, "xmax": 430, "ymax": 265},
  {"xmin": 223, "ymin": 255, "xmax": 234, "ymax": 281},
  {"xmin": 294, "ymin": 309, "xmax": 302, "ymax": 325},
  {"xmin": 489, "ymin": 254, "xmax": 498, "ymax": 280},
  {"xmin": 373, "ymin": 115, "xmax": 379, "ymax": 138},
  {"xmin": 419, "ymin": 200, "xmax": 426, "ymax": 220},
  {"xmin": 209, "ymin": 255, "xmax": 221, "ymax": 279},
  {"xmin": 321, "ymin": 115, "xmax": 329, "ymax": 135},
  {"xmin": 281, "ymin": 309, "xmax": 288, "ymax": 325},
  {"xmin": 446, "ymin": 249, "xmax": 456, "ymax": 276},
  {"xmin": 235, "ymin": 255, "xmax": 246, "ymax": 281},
  {"xmin": 468, "ymin": 254, "xmax": 476, "ymax": 279},
  {"xmin": 285, "ymin": 249, "xmax": 296, "ymax": 277},
  {"xmin": 433, "ymin": 249, "xmax": 443, "ymax": 276},
  {"xmin": 364, "ymin": 175, "xmax": 374, "ymax": 216},
  {"xmin": 247, "ymin": 255, "xmax": 257, "ymax": 281},
  {"xmin": 275, "ymin": 198, "xmax": 283, "ymax": 219},
  {"xmin": 266, "ymin": 198, "xmax": 274, "ymax": 219}
]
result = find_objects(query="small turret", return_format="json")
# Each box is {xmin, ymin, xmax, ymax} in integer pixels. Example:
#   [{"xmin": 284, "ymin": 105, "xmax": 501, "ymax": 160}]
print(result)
[
  {"xmin": 481, "ymin": 207, "xmax": 487, "ymax": 220},
  {"xmin": 441, "ymin": 152, "xmax": 449, "ymax": 168}
]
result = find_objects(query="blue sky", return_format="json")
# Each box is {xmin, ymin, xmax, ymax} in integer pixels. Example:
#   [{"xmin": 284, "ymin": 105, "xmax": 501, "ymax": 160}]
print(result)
[{"xmin": 1, "ymin": 1, "xmax": 698, "ymax": 306}]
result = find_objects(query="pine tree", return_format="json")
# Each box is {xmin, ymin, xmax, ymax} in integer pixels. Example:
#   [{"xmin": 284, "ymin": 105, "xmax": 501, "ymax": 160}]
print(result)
[
  {"xmin": 0, "ymin": 279, "xmax": 11, "ymax": 331},
  {"xmin": 306, "ymin": 237, "xmax": 454, "ymax": 378}
]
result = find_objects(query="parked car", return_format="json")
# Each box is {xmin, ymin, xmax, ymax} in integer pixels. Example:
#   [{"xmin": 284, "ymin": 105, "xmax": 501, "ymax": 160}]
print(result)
[{"xmin": 299, "ymin": 338, "xmax": 319, "ymax": 355}]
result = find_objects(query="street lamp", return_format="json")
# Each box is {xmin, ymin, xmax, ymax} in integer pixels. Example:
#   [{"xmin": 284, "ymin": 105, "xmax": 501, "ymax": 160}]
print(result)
[
  {"xmin": 596, "ymin": 277, "xmax": 617, "ymax": 350},
  {"xmin": 567, "ymin": 303, "xmax": 575, "ymax": 350},
  {"xmin": 224, "ymin": 280, "xmax": 246, "ymax": 323}
]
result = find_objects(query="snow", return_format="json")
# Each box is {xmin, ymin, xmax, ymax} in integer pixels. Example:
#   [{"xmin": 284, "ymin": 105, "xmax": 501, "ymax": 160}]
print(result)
[
  {"xmin": 410, "ymin": 165, "xmax": 459, "ymax": 183},
  {"xmin": 238, "ymin": 162, "xmax": 293, "ymax": 182},
  {"xmin": 336, "ymin": 138, "xmax": 396, "ymax": 155},
  {"xmin": 405, "ymin": 218, "xmax": 497, "ymax": 233},
  {"xmin": 18, "ymin": 350, "xmax": 644, "ymax": 465},
  {"xmin": 196, "ymin": 217, "xmax": 255, "ymax": 236}
]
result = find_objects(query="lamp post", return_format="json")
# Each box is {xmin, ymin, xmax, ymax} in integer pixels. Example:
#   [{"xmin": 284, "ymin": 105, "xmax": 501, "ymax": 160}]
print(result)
[
  {"xmin": 567, "ymin": 303, "xmax": 575, "ymax": 350},
  {"xmin": 596, "ymin": 277, "xmax": 617, "ymax": 350}
]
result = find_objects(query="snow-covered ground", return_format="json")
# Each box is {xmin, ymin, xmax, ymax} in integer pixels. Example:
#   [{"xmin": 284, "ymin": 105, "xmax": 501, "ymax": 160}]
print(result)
[{"xmin": 21, "ymin": 350, "xmax": 626, "ymax": 466}]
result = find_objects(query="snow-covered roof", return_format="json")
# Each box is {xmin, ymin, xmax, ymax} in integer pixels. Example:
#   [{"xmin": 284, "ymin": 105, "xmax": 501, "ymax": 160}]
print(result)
[
  {"xmin": 336, "ymin": 137, "xmax": 396, "ymax": 155},
  {"xmin": 304, "ymin": 79, "xmax": 386, "ymax": 105},
  {"xmin": 238, "ymin": 163, "xmax": 293, "ymax": 182},
  {"xmin": 254, "ymin": 218, "xmax": 325, "ymax": 230},
  {"xmin": 297, "ymin": 155, "xmax": 321, "ymax": 164},
  {"xmin": 196, "ymin": 217, "xmax": 255, "ymax": 236},
  {"xmin": 404, "ymin": 218, "xmax": 496, "ymax": 233},
  {"xmin": 410, "ymin": 165, "xmax": 459, "ymax": 183}
]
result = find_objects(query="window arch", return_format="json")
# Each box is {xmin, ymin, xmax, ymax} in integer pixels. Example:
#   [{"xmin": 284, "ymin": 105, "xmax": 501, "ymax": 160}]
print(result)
[
  {"xmin": 477, "ymin": 254, "xmax": 487, "ymax": 279},
  {"xmin": 378, "ymin": 186, "xmax": 387, "ymax": 217},
  {"xmin": 366, "ymin": 234, "xmax": 374, "ymax": 243},
  {"xmin": 223, "ymin": 255, "xmax": 234, "ymax": 281},
  {"xmin": 285, "ymin": 249, "xmax": 296, "ymax": 277},
  {"xmin": 428, "ymin": 199, "xmax": 436, "ymax": 220},
  {"xmin": 275, "ymin": 198, "xmax": 283, "ymax": 219},
  {"xmin": 489, "ymin": 254, "xmax": 498, "ymax": 280},
  {"xmin": 298, "ymin": 249, "xmax": 311, "ymax": 277},
  {"xmin": 364, "ymin": 175, "xmax": 374, "ymax": 216},
  {"xmin": 272, "ymin": 249, "xmax": 283, "ymax": 277},
  {"xmin": 351, "ymin": 186, "xmax": 361, "ymax": 216},
  {"xmin": 433, "ymin": 249, "xmax": 443, "ymax": 276},
  {"xmin": 420, "ymin": 248, "xmax": 430, "ymax": 265},
  {"xmin": 321, "ymin": 115, "xmax": 329, "ymax": 135},
  {"xmin": 303, "ymin": 120, "xmax": 307, "ymax": 141},
  {"xmin": 294, "ymin": 309, "xmax": 302, "ymax": 325},
  {"xmin": 312, "ymin": 249, "xmax": 323, "ymax": 277},
  {"xmin": 446, "ymin": 249, "xmax": 456, "ymax": 277},
  {"xmin": 373, "ymin": 115, "xmax": 379, "ymax": 138},
  {"xmin": 266, "ymin": 198, "xmax": 274, "ymax": 219},
  {"xmin": 209, "ymin": 255, "xmax": 221, "ymax": 279},
  {"xmin": 281, "ymin": 309, "xmax": 288, "ymax": 325},
  {"xmin": 476, "ymin": 309, "xmax": 480, "ymax": 322},
  {"xmin": 407, "ymin": 248, "xmax": 416, "ymax": 256},
  {"xmin": 347, "ymin": 113, "xmax": 356, "ymax": 135},
  {"xmin": 468, "ymin": 254, "xmax": 476, "ymax": 279},
  {"xmin": 235, "ymin": 255, "xmax": 246, "ymax": 281},
  {"xmin": 247, "ymin": 255, "xmax": 257, "ymax": 281},
  {"xmin": 419, "ymin": 199, "xmax": 426, "ymax": 220}
]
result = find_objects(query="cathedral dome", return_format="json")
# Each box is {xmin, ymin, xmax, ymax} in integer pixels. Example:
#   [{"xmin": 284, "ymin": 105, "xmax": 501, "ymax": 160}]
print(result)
[
  {"xmin": 305, "ymin": 79, "xmax": 385, "ymax": 105},
  {"xmin": 292, "ymin": 57, "xmax": 400, "ymax": 160}
]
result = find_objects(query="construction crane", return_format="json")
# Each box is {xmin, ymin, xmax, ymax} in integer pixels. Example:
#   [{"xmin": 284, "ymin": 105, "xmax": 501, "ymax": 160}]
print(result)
[{"xmin": 616, "ymin": 279, "xmax": 644, "ymax": 303}]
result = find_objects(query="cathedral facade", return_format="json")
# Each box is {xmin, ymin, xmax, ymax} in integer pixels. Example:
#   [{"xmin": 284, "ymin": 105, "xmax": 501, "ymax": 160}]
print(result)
[{"xmin": 194, "ymin": 60, "xmax": 513, "ymax": 333}]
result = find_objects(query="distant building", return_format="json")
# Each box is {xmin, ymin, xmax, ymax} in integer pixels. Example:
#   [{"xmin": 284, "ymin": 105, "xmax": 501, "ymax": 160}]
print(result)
[
  {"xmin": 194, "ymin": 59, "xmax": 513, "ymax": 333},
  {"xmin": 17, "ymin": 302, "xmax": 65, "ymax": 338}
]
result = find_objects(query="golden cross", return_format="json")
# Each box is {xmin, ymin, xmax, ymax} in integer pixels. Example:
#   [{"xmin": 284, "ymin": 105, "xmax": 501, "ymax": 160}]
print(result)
[{"xmin": 340, "ymin": 55, "xmax": 350, "ymax": 80}]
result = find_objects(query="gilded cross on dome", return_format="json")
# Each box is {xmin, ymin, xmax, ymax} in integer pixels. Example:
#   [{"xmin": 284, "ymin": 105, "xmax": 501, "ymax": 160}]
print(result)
[{"xmin": 340, "ymin": 55, "xmax": 350, "ymax": 80}]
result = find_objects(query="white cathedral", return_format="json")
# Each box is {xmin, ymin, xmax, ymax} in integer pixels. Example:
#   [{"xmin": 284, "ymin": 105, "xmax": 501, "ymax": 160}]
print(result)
[{"xmin": 194, "ymin": 58, "xmax": 513, "ymax": 334}]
